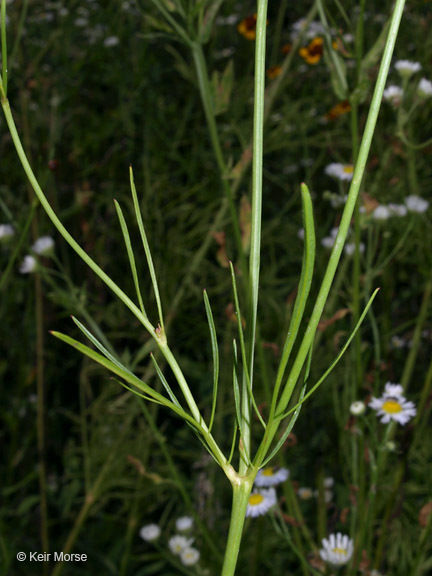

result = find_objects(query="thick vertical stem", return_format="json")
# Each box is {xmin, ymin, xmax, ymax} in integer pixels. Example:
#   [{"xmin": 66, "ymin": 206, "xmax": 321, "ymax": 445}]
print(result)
[{"xmin": 221, "ymin": 477, "xmax": 255, "ymax": 576}]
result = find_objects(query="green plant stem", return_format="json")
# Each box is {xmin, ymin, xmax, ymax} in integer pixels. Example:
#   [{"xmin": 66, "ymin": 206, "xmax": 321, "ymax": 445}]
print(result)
[
  {"xmin": 254, "ymin": 0, "xmax": 407, "ymax": 468},
  {"xmin": 1, "ymin": 0, "xmax": 7, "ymax": 95},
  {"xmin": 221, "ymin": 477, "xmax": 255, "ymax": 576}
]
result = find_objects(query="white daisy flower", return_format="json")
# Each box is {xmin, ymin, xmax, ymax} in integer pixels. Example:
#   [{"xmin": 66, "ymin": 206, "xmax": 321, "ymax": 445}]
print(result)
[
  {"xmin": 0, "ymin": 223, "xmax": 14, "ymax": 241},
  {"xmin": 369, "ymin": 391, "xmax": 416, "ymax": 426},
  {"xmin": 417, "ymin": 78, "xmax": 432, "ymax": 99},
  {"xmin": 405, "ymin": 195, "xmax": 429, "ymax": 213},
  {"xmin": 325, "ymin": 163, "xmax": 354, "ymax": 182},
  {"xmin": 255, "ymin": 467, "xmax": 289, "ymax": 487},
  {"xmin": 175, "ymin": 516, "xmax": 193, "ymax": 532},
  {"xmin": 394, "ymin": 59, "xmax": 422, "ymax": 77},
  {"xmin": 350, "ymin": 401, "xmax": 366, "ymax": 415},
  {"xmin": 372, "ymin": 205, "xmax": 391, "ymax": 220},
  {"xmin": 320, "ymin": 532, "xmax": 354, "ymax": 566},
  {"xmin": 180, "ymin": 547, "xmax": 200, "ymax": 566},
  {"xmin": 168, "ymin": 535, "xmax": 194, "ymax": 555},
  {"xmin": 31, "ymin": 235, "xmax": 55, "ymax": 256},
  {"xmin": 383, "ymin": 382, "xmax": 404, "ymax": 398},
  {"xmin": 383, "ymin": 85, "xmax": 403, "ymax": 106},
  {"xmin": 246, "ymin": 488, "xmax": 277, "ymax": 518},
  {"xmin": 19, "ymin": 255, "xmax": 37, "ymax": 274},
  {"xmin": 139, "ymin": 524, "xmax": 161, "ymax": 542}
]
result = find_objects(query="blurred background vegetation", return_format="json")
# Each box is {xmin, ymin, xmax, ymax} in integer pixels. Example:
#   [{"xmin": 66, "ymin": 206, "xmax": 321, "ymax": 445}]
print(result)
[{"xmin": 1, "ymin": 0, "xmax": 431, "ymax": 574}]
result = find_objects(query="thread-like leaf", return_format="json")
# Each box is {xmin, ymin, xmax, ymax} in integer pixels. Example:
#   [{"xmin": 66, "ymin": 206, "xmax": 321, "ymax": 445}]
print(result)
[
  {"xmin": 150, "ymin": 353, "xmax": 182, "ymax": 409},
  {"xmin": 114, "ymin": 199, "xmax": 147, "ymax": 317},
  {"xmin": 269, "ymin": 183, "xmax": 315, "ymax": 418},
  {"xmin": 129, "ymin": 166, "xmax": 164, "ymax": 330},
  {"xmin": 230, "ymin": 263, "xmax": 266, "ymax": 429},
  {"xmin": 203, "ymin": 290, "xmax": 219, "ymax": 432},
  {"xmin": 277, "ymin": 288, "xmax": 380, "ymax": 422}
]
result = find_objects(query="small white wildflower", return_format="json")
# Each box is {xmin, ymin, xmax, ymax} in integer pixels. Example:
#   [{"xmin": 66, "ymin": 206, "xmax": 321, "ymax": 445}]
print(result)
[
  {"xmin": 344, "ymin": 242, "xmax": 365, "ymax": 256},
  {"xmin": 405, "ymin": 195, "xmax": 429, "ymax": 213},
  {"xmin": 325, "ymin": 163, "xmax": 354, "ymax": 182},
  {"xmin": 329, "ymin": 194, "xmax": 348, "ymax": 208},
  {"xmin": 104, "ymin": 36, "xmax": 120, "ymax": 47},
  {"xmin": 246, "ymin": 488, "xmax": 277, "ymax": 518},
  {"xmin": 321, "ymin": 227, "xmax": 339, "ymax": 249},
  {"xmin": 19, "ymin": 255, "xmax": 37, "ymax": 274},
  {"xmin": 391, "ymin": 335, "xmax": 407, "ymax": 349},
  {"xmin": 297, "ymin": 228, "xmax": 305, "ymax": 241},
  {"xmin": 74, "ymin": 17, "xmax": 88, "ymax": 27},
  {"xmin": 320, "ymin": 533, "xmax": 354, "ymax": 566},
  {"xmin": 0, "ymin": 223, "xmax": 15, "ymax": 241},
  {"xmin": 31, "ymin": 235, "xmax": 55, "ymax": 256},
  {"xmin": 383, "ymin": 85, "xmax": 403, "ymax": 106},
  {"xmin": 168, "ymin": 535, "xmax": 194, "ymax": 555},
  {"xmin": 323, "ymin": 477, "xmax": 334, "ymax": 489},
  {"xmin": 255, "ymin": 467, "xmax": 289, "ymax": 487},
  {"xmin": 394, "ymin": 59, "xmax": 422, "ymax": 77},
  {"xmin": 180, "ymin": 547, "xmax": 200, "ymax": 566},
  {"xmin": 388, "ymin": 203, "xmax": 408, "ymax": 217},
  {"xmin": 383, "ymin": 382, "xmax": 404, "ymax": 398},
  {"xmin": 372, "ymin": 205, "xmax": 391, "ymax": 221},
  {"xmin": 139, "ymin": 524, "xmax": 161, "ymax": 542},
  {"xmin": 350, "ymin": 401, "xmax": 366, "ymax": 416},
  {"xmin": 369, "ymin": 389, "xmax": 416, "ymax": 426},
  {"xmin": 297, "ymin": 487, "xmax": 314, "ymax": 500},
  {"xmin": 175, "ymin": 516, "xmax": 193, "ymax": 532},
  {"xmin": 417, "ymin": 78, "xmax": 432, "ymax": 99}
]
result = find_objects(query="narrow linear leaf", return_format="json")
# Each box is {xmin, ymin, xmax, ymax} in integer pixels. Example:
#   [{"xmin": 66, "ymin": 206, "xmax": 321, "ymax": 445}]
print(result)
[
  {"xmin": 227, "ymin": 424, "xmax": 238, "ymax": 466},
  {"xmin": 50, "ymin": 330, "xmax": 204, "ymax": 433},
  {"xmin": 232, "ymin": 340, "xmax": 243, "ymax": 438},
  {"xmin": 114, "ymin": 199, "xmax": 147, "ymax": 317},
  {"xmin": 129, "ymin": 166, "xmax": 165, "ymax": 330},
  {"xmin": 203, "ymin": 290, "xmax": 219, "ymax": 432},
  {"xmin": 150, "ymin": 353, "xmax": 182, "ymax": 409},
  {"xmin": 230, "ymin": 263, "xmax": 266, "ymax": 429},
  {"xmin": 270, "ymin": 183, "xmax": 315, "ymax": 414},
  {"xmin": 261, "ymin": 382, "xmax": 307, "ymax": 469},
  {"xmin": 72, "ymin": 316, "xmax": 130, "ymax": 373},
  {"xmin": 277, "ymin": 288, "xmax": 380, "ymax": 421}
]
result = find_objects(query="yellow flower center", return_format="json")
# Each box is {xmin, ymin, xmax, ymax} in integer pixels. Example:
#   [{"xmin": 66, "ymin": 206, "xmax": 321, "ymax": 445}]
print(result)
[
  {"xmin": 343, "ymin": 166, "xmax": 354, "ymax": 173},
  {"xmin": 262, "ymin": 467, "xmax": 275, "ymax": 477},
  {"xmin": 332, "ymin": 547, "xmax": 347, "ymax": 555},
  {"xmin": 249, "ymin": 494, "xmax": 264, "ymax": 506},
  {"xmin": 382, "ymin": 399, "xmax": 402, "ymax": 414}
]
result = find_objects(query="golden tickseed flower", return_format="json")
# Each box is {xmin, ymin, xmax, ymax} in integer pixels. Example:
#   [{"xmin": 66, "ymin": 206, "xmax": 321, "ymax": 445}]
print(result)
[
  {"xmin": 237, "ymin": 14, "xmax": 257, "ymax": 40},
  {"xmin": 266, "ymin": 65, "xmax": 282, "ymax": 79},
  {"xmin": 325, "ymin": 99, "xmax": 351, "ymax": 120},
  {"xmin": 299, "ymin": 37, "xmax": 324, "ymax": 65},
  {"xmin": 281, "ymin": 43, "xmax": 292, "ymax": 55}
]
